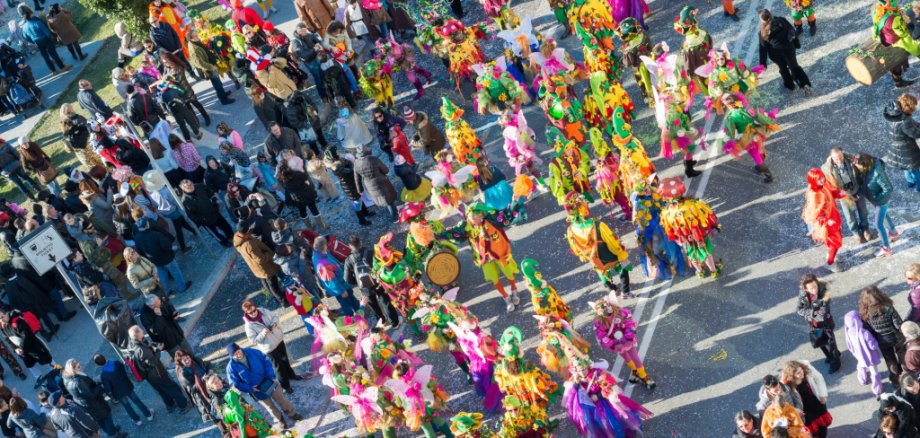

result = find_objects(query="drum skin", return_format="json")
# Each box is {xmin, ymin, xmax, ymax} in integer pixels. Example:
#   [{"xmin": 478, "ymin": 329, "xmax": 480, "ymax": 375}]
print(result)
[{"xmin": 426, "ymin": 248, "xmax": 461, "ymax": 286}]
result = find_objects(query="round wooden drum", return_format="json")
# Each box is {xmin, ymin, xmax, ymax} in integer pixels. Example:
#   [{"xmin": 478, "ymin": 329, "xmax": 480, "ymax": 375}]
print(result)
[{"xmin": 425, "ymin": 248, "xmax": 461, "ymax": 286}]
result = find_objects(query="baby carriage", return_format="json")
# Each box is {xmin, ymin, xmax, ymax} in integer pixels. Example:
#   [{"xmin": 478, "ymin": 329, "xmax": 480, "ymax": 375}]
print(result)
[{"xmin": 1, "ymin": 70, "xmax": 43, "ymax": 116}]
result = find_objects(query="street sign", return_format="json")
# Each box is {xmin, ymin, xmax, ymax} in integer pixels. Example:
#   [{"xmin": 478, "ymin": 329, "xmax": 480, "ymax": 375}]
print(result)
[{"xmin": 17, "ymin": 222, "xmax": 72, "ymax": 275}]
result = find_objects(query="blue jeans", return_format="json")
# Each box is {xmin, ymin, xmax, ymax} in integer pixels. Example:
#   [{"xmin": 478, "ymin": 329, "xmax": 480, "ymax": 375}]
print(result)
[
  {"xmin": 332, "ymin": 291, "xmax": 360, "ymax": 316},
  {"xmin": 119, "ymin": 390, "xmax": 152, "ymax": 422},
  {"xmin": 156, "ymin": 259, "xmax": 188, "ymax": 293},
  {"xmin": 877, "ymin": 203, "xmax": 897, "ymax": 248},
  {"xmin": 302, "ymin": 59, "xmax": 326, "ymax": 99},
  {"xmin": 48, "ymin": 288, "xmax": 70, "ymax": 320},
  {"xmin": 300, "ymin": 315, "xmax": 314, "ymax": 335},
  {"xmin": 98, "ymin": 413, "xmax": 118, "ymax": 437},
  {"xmin": 209, "ymin": 74, "xmax": 231, "ymax": 104},
  {"xmin": 838, "ymin": 196, "xmax": 869, "ymax": 236},
  {"xmin": 905, "ymin": 168, "xmax": 920, "ymax": 190}
]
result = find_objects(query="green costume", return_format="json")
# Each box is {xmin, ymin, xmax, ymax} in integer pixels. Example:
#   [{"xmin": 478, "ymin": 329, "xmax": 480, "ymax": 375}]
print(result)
[
  {"xmin": 616, "ymin": 18, "xmax": 654, "ymax": 105},
  {"xmin": 223, "ymin": 390, "xmax": 272, "ymax": 438}
]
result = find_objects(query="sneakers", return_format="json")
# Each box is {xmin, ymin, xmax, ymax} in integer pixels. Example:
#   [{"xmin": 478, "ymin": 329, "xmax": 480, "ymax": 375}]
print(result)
[
  {"xmin": 504, "ymin": 298, "xmax": 515, "ymax": 312},
  {"xmin": 876, "ymin": 246, "xmax": 892, "ymax": 257},
  {"xmin": 270, "ymin": 6, "xmax": 278, "ymax": 12},
  {"xmin": 147, "ymin": 410, "xmax": 155, "ymax": 422},
  {"xmin": 889, "ymin": 230, "xmax": 900, "ymax": 242},
  {"xmin": 510, "ymin": 290, "xmax": 520, "ymax": 305}
]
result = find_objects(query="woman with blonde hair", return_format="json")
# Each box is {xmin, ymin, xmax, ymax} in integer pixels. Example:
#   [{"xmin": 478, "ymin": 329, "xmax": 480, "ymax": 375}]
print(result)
[
  {"xmin": 59, "ymin": 103, "xmax": 103, "ymax": 169},
  {"xmin": 780, "ymin": 361, "xmax": 831, "ymax": 438},
  {"xmin": 124, "ymin": 247, "xmax": 165, "ymax": 298},
  {"xmin": 907, "ymin": 264, "xmax": 920, "ymax": 322}
]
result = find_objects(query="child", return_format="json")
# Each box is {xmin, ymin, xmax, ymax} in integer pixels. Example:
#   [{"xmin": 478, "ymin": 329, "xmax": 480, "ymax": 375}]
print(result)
[
  {"xmin": 254, "ymin": 152, "xmax": 285, "ymax": 205},
  {"xmin": 844, "ymin": 310, "xmax": 882, "ymax": 398},
  {"xmin": 305, "ymin": 149, "xmax": 340, "ymax": 202},
  {"xmin": 283, "ymin": 275, "xmax": 316, "ymax": 338}
]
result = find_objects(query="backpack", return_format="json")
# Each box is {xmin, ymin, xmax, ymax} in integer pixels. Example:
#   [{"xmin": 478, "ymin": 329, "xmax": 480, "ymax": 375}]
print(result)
[
  {"xmin": 9, "ymin": 82, "xmax": 30, "ymax": 105},
  {"xmin": 34, "ymin": 367, "xmax": 71, "ymax": 399},
  {"xmin": 13, "ymin": 311, "xmax": 41, "ymax": 334},
  {"xmin": 353, "ymin": 249, "xmax": 374, "ymax": 289}
]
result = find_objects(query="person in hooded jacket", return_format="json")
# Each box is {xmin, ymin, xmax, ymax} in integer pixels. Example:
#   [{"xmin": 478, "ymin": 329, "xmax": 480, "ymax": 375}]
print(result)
[
  {"xmin": 283, "ymin": 89, "xmax": 327, "ymax": 156},
  {"xmin": 875, "ymin": 412, "xmax": 920, "ymax": 438},
  {"xmin": 353, "ymin": 144, "xmax": 398, "ymax": 221},
  {"xmin": 758, "ymin": 9, "xmax": 811, "ymax": 94},
  {"xmin": 240, "ymin": 302, "xmax": 303, "ymax": 393},
  {"xmin": 126, "ymin": 326, "xmax": 189, "ymax": 414},
  {"xmin": 94, "ymin": 354, "xmax": 153, "ymax": 427},
  {"xmin": 323, "ymin": 148, "xmax": 372, "ymax": 226},
  {"xmin": 179, "ymin": 180, "xmax": 233, "ymax": 247},
  {"xmin": 795, "ymin": 274, "xmax": 841, "ymax": 373},
  {"xmin": 883, "ymin": 94, "xmax": 920, "ymax": 192},
  {"xmin": 879, "ymin": 394, "xmax": 919, "ymax": 437},
  {"xmin": 234, "ymin": 223, "xmax": 286, "ymax": 307},
  {"xmin": 61, "ymin": 359, "xmax": 125, "ymax": 438},
  {"xmin": 224, "ymin": 343, "xmax": 301, "ymax": 429},
  {"xmin": 853, "ymin": 153, "xmax": 900, "ymax": 257},
  {"xmin": 140, "ymin": 294, "xmax": 190, "ymax": 357}
]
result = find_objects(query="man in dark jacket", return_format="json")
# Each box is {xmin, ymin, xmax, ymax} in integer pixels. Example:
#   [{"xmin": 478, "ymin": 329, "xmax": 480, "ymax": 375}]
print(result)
[
  {"xmin": 148, "ymin": 17, "xmax": 182, "ymax": 62},
  {"xmin": 48, "ymin": 390, "xmax": 101, "ymax": 438},
  {"xmin": 290, "ymin": 23, "xmax": 325, "ymax": 100},
  {"xmin": 132, "ymin": 217, "xmax": 191, "ymax": 294},
  {"xmin": 76, "ymin": 80, "xmax": 114, "ymax": 120},
  {"xmin": 179, "ymin": 180, "xmax": 233, "ymax": 247},
  {"xmin": 822, "ymin": 147, "xmax": 870, "ymax": 243},
  {"xmin": 317, "ymin": 49, "xmax": 356, "ymax": 108},
  {"xmin": 324, "ymin": 149, "xmax": 371, "ymax": 226},
  {"xmin": 9, "ymin": 249, "xmax": 75, "ymax": 321},
  {"xmin": 19, "ymin": 5, "xmax": 70, "ymax": 75},
  {"xmin": 883, "ymin": 94, "xmax": 920, "ymax": 191},
  {"xmin": 225, "ymin": 342, "xmax": 301, "ymax": 428},
  {"xmin": 283, "ymin": 89, "xmax": 327, "ymax": 155},
  {"xmin": 116, "ymin": 144, "xmax": 151, "ymax": 175},
  {"xmin": 62, "ymin": 360, "xmax": 125, "ymax": 438},
  {"xmin": 139, "ymin": 295, "xmax": 190, "ymax": 356},
  {"xmin": 126, "ymin": 325, "xmax": 190, "ymax": 413},
  {"xmin": 94, "ymin": 354, "xmax": 153, "ymax": 426},
  {"xmin": 0, "ymin": 307, "xmax": 53, "ymax": 372},
  {"xmin": 371, "ymin": 107, "xmax": 407, "ymax": 162},
  {"xmin": 263, "ymin": 122, "xmax": 303, "ymax": 166},
  {"xmin": 1, "ymin": 263, "xmax": 59, "ymax": 339},
  {"xmin": 343, "ymin": 236, "xmax": 399, "ymax": 327},
  {"xmin": 126, "ymin": 84, "xmax": 165, "ymax": 136}
]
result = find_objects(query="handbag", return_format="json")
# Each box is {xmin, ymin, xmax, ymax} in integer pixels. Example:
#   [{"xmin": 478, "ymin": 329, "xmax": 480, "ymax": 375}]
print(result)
[
  {"xmin": 810, "ymin": 328, "xmax": 829, "ymax": 348},
  {"xmin": 35, "ymin": 165, "xmax": 57, "ymax": 184}
]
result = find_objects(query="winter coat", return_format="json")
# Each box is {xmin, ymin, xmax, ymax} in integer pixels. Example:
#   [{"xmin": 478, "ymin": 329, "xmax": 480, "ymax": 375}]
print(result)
[
  {"xmin": 4, "ymin": 273, "xmax": 55, "ymax": 320},
  {"xmin": 63, "ymin": 114, "xmax": 90, "ymax": 151},
  {"xmin": 905, "ymin": 338, "xmax": 920, "ymax": 374},
  {"xmin": 242, "ymin": 308, "xmax": 284, "ymax": 353},
  {"xmin": 865, "ymin": 306, "xmax": 905, "ymax": 346},
  {"xmin": 76, "ymin": 89, "xmax": 113, "ymax": 120},
  {"xmin": 395, "ymin": 163, "xmax": 424, "ymax": 191},
  {"xmin": 225, "ymin": 346, "xmax": 277, "ymax": 399},
  {"xmin": 80, "ymin": 192, "xmax": 115, "ymax": 231},
  {"xmin": 410, "ymin": 111, "xmax": 446, "ymax": 156},
  {"xmin": 1, "ymin": 314, "xmax": 51, "ymax": 367},
  {"xmin": 149, "ymin": 21, "xmax": 183, "ymax": 57},
  {"xmin": 908, "ymin": 281, "xmax": 920, "ymax": 323},
  {"xmin": 187, "ymin": 39, "xmax": 219, "ymax": 76},
  {"xmin": 204, "ymin": 158, "xmax": 233, "ymax": 194},
  {"xmin": 858, "ymin": 158, "xmax": 894, "ymax": 206},
  {"xmin": 761, "ymin": 402, "xmax": 808, "ymax": 438},
  {"xmin": 312, "ymin": 251, "xmax": 350, "ymax": 296},
  {"xmin": 63, "ymin": 374, "xmax": 111, "ymax": 421},
  {"xmin": 844, "ymin": 310, "xmax": 881, "ymax": 367},
  {"xmin": 127, "ymin": 91, "xmax": 164, "ymax": 130},
  {"xmin": 117, "ymin": 147, "xmax": 151, "ymax": 175},
  {"xmin": 233, "ymin": 232, "xmax": 280, "ymax": 279},
  {"xmin": 21, "ymin": 17, "xmax": 53, "ymax": 44},
  {"xmin": 98, "ymin": 360, "xmax": 135, "ymax": 400},
  {"xmin": 294, "ymin": 0, "xmax": 335, "ymax": 35},
  {"xmin": 264, "ymin": 127, "xmax": 303, "ymax": 164},
  {"xmin": 283, "ymin": 90, "xmax": 323, "ymax": 134},
  {"xmin": 47, "ymin": 9, "xmax": 81, "ymax": 45},
  {"xmin": 290, "ymin": 32, "xmax": 322, "ymax": 64},
  {"xmin": 329, "ymin": 161, "xmax": 361, "ymax": 201},
  {"xmin": 177, "ymin": 358, "xmax": 216, "ymax": 421},
  {"xmin": 795, "ymin": 282, "xmax": 834, "ymax": 330},
  {"xmin": 139, "ymin": 300, "xmax": 185, "ymax": 351},
  {"xmin": 126, "ymin": 338, "xmax": 171, "ymax": 381},
  {"xmin": 181, "ymin": 184, "xmax": 221, "ymax": 226},
  {"xmin": 253, "ymin": 93, "xmax": 283, "ymax": 131},
  {"xmin": 353, "ymin": 151, "xmax": 397, "ymax": 206},
  {"xmin": 791, "ymin": 360, "xmax": 828, "ymax": 400},
  {"xmin": 133, "ymin": 227, "xmax": 176, "ymax": 267},
  {"xmin": 255, "ymin": 59, "xmax": 297, "ymax": 100},
  {"xmin": 126, "ymin": 257, "xmax": 160, "ymax": 295},
  {"xmin": 372, "ymin": 113, "xmax": 406, "ymax": 153},
  {"xmin": 755, "ymin": 382, "xmax": 802, "ymax": 415},
  {"xmin": 0, "ymin": 141, "xmax": 21, "ymax": 175},
  {"xmin": 49, "ymin": 401, "xmax": 99, "ymax": 438},
  {"xmin": 282, "ymin": 170, "xmax": 318, "ymax": 206},
  {"xmin": 878, "ymin": 394, "xmax": 918, "ymax": 438},
  {"xmin": 821, "ymin": 154, "xmax": 860, "ymax": 198},
  {"xmin": 6, "ymin": 408, "xmax": 49, "ymax": 438},
  {"xmin": 759, "ymin": 16, "xmax": 798, "ymax": 66},
  {"xmin": 883, "ymin": 102, "xmax": 920, "ymax": 170}
]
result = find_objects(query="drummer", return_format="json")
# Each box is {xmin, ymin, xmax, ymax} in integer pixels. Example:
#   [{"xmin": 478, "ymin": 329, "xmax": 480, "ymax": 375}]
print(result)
[
  {"xmin": 399, "ymin": 202, "xmax": 458, "ymax": 280},
  {"xmin": 439, "ymin": 202, "xmax": 523, "ymax": 312},
  {"xmin": 372, "ymin": 233, "xmax": 425, "ymax": 336}
]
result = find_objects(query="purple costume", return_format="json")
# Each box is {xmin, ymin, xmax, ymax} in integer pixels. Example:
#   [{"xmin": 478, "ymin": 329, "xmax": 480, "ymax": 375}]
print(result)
[{"xmin": 844, "ymin": 310, "xmax": 882, "ymax": 397}]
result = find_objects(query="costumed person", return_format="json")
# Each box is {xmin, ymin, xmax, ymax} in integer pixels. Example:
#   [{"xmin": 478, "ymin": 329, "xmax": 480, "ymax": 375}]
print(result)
[
  {"xmin": 534, "ymin": 313, "xmax": 590, "ymax": 379},
  {"xmin": 425, "ymin": 150, "xmax": 476, "ymax": 217},
  {"xmin": 494, "ymin": 326, "xmax": 559, "ymax": 436},
  {"xmin": 411, "ymin": 288, "xmax": 474, "ymax": 383},
  {"xmin": 843, "ymin": 310, "xmax": 883, "ymax": 398},
  {"xmin": 359, "ymin": 57, "xmax": 394, "ymax": 108},
  {"xmin": 440, "ymin": 202, "xmax": 523, "ymax": 312},
  {"xmin": 450, "ymin": 412, "xmax": 494, "ymax": 437},
  {"xmin": 378, "ymin": 35, "xmax": 433, "ymax": 101},
  {"xmin": 872, "ymin": 0, "xmax": 920, "ymax": 87},
  {"xmin": 398, "ymin": 202, "xmax": 458, "ymax": 279},
  {"xmin": 547, "ymin": 138, "xmax": 592, "ymax": 206},
  {"xmin": 437, "ymin": 20, "xmax": 487, "ymax": 93},
  {"xmin": 547, "ymin": 0, "xmax": 573, "ymax": 39},
  {"xmin": 564, "ymin": 191, "xmax": 633, "ymax": 298},
  {"xmin": 441, "ymin": 97, "xmax": 484, "ymax": 165},
  {"xmin": 538, "ymin": 72, "xmax": 587, "ymax": 144},
  {"xmin": 615, "ymin": 18, "xmax": 654, "ymax": 105},
  {"xmin": 568, "ymin": 0, "xmax": 621, "ymax": 83},
  {"xmin": 631, "ymin": 176, "xmax": 686, "ymax": 280},
  {"xmin": 590, "ymin": 292, "xmax": 655, "ymax": 388},
  {"xmin": 696, "ymin": 43, "xmax": 764, "ymax": 117},
  {"xmin": 591, "ymin": 128, "xmax": 632, "ymax": 221},
  {"xmin": 372, "ymin": 233, "xmax": 423, "ymax": 334},
  {"xmin": 394, "ymin": 154, "xmax": 433, "ymax": 203},
  {"xmin": 385, "ymin": 360, "xmax": 453, "ymax": 437},
  {"xmin": 475, "ymin": 157, "xmax": 515, "ymax": 211},
  {"xmin": 495, "ymin": 18, "xmax": 543, "ymax": 98},
  {"xmin": 715, "ymin": 94, "xmax": 780, "ymax": 183},
  {"xmin": 447, "ymin": 318, "xmax": 504, "ymax": 412},
  {"xmin": 221, "ymin": 388, "xmax": 274, "ymax": 437},
  {"xmin": 479, "ymin": 0, "xmax": 520, "ymax": 30},
  {"xmin": 563, "ymin": 357, "xmax": 653, "ymax": 437},
  {"xmin": 721, "ymin": 0, "xmax": 740, "ymax": 21},
  {"xmin": 520, "ymin": 258, "xmax": 572, "ymax": 323},
  {"xmin": 473, "ymin": 61, "xmax": 531, "ymax": 116},
  {"xmin": 529, "ymin": 38, "xmax": 585, "ymax": 85},
  {"xmin": 674, "ymin": 6, "xmax": 713, "ymax": 96},
  {"xmin": 786, "ymin": 0, "xmax": 816, "ymax": 36},
  {"xmin": 641, "ymin": 42, "xmax": 704, "ymax": 178},
  {"xmin": 610, "ymin": 0, "xmax": 649, "ymax": 28},
  {"xmin": 150, "ymin": 0, "xmax": 190, "ymax": 59},
  {"xmin": 658, "ymin": 177, "xmax": 723, "ymax": 278},
  {"xmin": 801, "ymin": 168, "xmax": 844, "ymax": 268},
  {"xmin": 583, "ymin": 71, "xmax": 634, "ymax": 138},
  {"xmin": 609, "ymin": 106, "xmax": 656, "ymax": 193},
  {"xmin": 500, "ymin": 110, "xmax": 547, "ymax": 191}
]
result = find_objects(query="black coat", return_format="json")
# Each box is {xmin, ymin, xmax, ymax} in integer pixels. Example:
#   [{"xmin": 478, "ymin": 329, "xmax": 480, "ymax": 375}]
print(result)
[
  {"xmin": 5, "ymin": 274, "xmax": 55, "ymax": 318},
  {"xmin": 882, "ymin": 102, "xmax": 920, "ymax": 170},
  {"xmin": 63, "ymin": 114, "xmax": 90, "ymax": 151},
  {"xmin": 181, "ymin": 184, "xmax": 220, "ymax": 226},
  {"xmin": 1, "ymin": 314, "xmax": 51, "ymax": 367},
  {"xmin": 126, "ymin": 338, "xmax": 170, "ymax": 381},
  {"xmin": 372, "ymin": 113, "xmax": 407, "ymax": 152},
  {"xmin": 395, "ymin": 163, "xmax": 423, "ymax": 190},
  {"xmin": 139, "ymin": 300, "xmax": 185, "ymax": 351},
  {"xmin": 116, "ymin": 146, "xmax": 151, "ymax": 174},
  {"xmin": 330, "ymin": 161, "xmax": 360, "ymax": 201},
  {"xmin": 253, "ymin": 94, "xmax": 283, "ymax": 131},
  {"xmin": 282, "ymin": 170, "xmax": 318, "ymax": 206},
  {"xmin": 98, "ymin": 360, "xmax": 135, "ymax": 400},
  {"xmin": 204, "ymin": 159, "xmax": 233, "ymax": 195},
  {"xmin": 283, "ymin": 90, "xmax": 323, "ymax": 134},
  {"xmin": 759, "ymin": 16, "xmax": 799, "ymax": 67},
  {"xmin": 149, "ymin": 21, "xmax": 182, "ymax": 56},
  {"xmin": 76, "ymin": 89, "xmax": 113, "ymax": 119},
  {"xmin": 126, "ymin": 92, "xmax": 164, "ymax": 129},
  {"xmin": 63, "ymin": 374, "xmax": 111, "ymax": 422},
  {"xmin": 133, "ymin": 228, "xmax": 176, "ymax": 267}
]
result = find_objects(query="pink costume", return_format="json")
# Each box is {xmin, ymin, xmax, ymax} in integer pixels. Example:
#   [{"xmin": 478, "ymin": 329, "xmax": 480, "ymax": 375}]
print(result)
[
  {"xmin": 594, "ymin": 153, "xmax": 632, "ymax": 221},
  {"xmin": 448, "ymin": 321, "xmax": 504, "ymax": 412},
  {"xmin": 610, "ymin": 0, "xmax": 650, "ymax": 28},
  {"xmin": 501, "ymin": 110, "xmax": 542, "ymax": 179}
]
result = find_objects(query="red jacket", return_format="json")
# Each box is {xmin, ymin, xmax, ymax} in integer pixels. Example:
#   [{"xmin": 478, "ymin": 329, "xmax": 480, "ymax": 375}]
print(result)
[
  {"xmin": 392, "ymin": 131, "xmax": 414, "ymax": 166},
  {"xmin": 232, "ymin": 5, "xmax": 264, "ymax": 31}
]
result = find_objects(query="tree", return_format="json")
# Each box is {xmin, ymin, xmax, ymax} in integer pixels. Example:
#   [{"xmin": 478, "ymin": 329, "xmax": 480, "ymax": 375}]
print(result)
[{"xmin": 78, "ymin": 0, "xmax": 149, "ymax": 39}]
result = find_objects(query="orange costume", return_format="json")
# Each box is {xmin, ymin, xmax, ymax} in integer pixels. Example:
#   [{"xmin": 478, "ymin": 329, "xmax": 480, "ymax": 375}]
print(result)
[
  {"xmin": 150, "ymin": 1, "xmax": 189, "ymax": 57},
  {"xmin": 802, "ymin": 168, "xmax": 844, "ymax": 266}
]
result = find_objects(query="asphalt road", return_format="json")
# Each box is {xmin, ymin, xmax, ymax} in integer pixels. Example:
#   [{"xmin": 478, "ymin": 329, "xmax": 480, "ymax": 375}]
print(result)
[{"xmin": 185, "ymin": 0, "xmax": 920, "ymax": 436}]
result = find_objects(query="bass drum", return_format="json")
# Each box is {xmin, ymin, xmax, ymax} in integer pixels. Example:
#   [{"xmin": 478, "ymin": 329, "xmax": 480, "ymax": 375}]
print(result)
[{"xmin": 425, "ymin": 247, "xmax": 461, "ymax": 287}]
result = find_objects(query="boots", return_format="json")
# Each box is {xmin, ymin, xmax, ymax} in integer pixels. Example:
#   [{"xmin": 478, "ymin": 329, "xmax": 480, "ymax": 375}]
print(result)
[
  {"xmin": 754, "ymin": 164, "xmax": 774, "ymax": 183},
  {"xmin": 828, "ymin": 349, "xmax": 841, "ymax": 374},
  {"xmin": 684, "ymin": 159, "xmax": 702, "ymax": 178},
  {"xmin": 619, "ymin": 270, "xmax": 633, "ymax": 298},
  {"xmin": 795, "ymin": 24, "xmax": 804, "ymax": 36},
  {"xmin": 456, "ymin": 359, "xmax": 473, "ymax": 384},
  {"xmin": 310, "ymin": 214, "xmax": 328, "ymax": 231},
  {"xmin": 808, "ymin": 21, "xmax": 817, "ymax": 36},
  {"xmin": 412, "ymin": 79, "xmax": 426, "ymax": 101}
]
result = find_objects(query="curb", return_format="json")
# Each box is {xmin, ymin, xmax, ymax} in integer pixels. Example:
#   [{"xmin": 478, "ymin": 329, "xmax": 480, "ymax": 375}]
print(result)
[{"xmin": 181, "ymin": 250, "xmax": 238, "ymax": 335}]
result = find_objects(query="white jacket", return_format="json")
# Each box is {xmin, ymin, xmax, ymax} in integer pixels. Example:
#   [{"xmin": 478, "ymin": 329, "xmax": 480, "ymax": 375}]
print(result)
[
  {"xmin": 243, "ymin": 307, "xmax": 284, "ymax": 353},
  {"xmin": 796, "ymin": 360, "xmax": 828, "ymax": 399}
]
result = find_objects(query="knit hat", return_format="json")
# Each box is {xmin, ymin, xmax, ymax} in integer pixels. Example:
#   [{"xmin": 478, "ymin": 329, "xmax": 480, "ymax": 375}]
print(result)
[
  {"xmin": 16, "ymin": 136, "xmax": 28, "ymax": 147},
  {"xmin": 903, "ymin": 321, "xmax": 920, "ymax": 342},
  {"xmin": 226, "ymin": 342, "xmax": 241, "ymax": 356},
  {"xmin": 402, "ymin": 106, "xmax": 416, "ymax": 121}
]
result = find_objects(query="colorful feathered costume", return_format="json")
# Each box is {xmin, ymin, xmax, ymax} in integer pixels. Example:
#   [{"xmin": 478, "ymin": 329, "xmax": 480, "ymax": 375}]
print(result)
[
  {"xmin": 584, "ymin": 72, "xmax": 634, "ymax": 138},
  {"xmin": 520, "ymin": 258, "xmax": 572, "ymax": 323},
  {"xmin": 591, "ymin": 129, "xmax": 632, "ymax": 221},
  {"xmin": 474, "ymin": 61, "xmax": 531, "ymax": 116},
  {"xmin": 674, "ymin": 6, "xmax": 713, "ymax": 96},
  {"xmin": 538, "ymin": 71, "xmax": 587, "ymax": 144},
  {"xmin": 411, "ymin": 288, "xmax": 476, "ymax": 389},
  {"xmin": 372, "ymin": 233, "xmax": 423, "ymax": 329},
  {"xmin": 715, "ymin": 94, "xmax": 780, "ymax": 183},
  {"xmin": 385, "ymin": 362, "xmax": 452, "ymax": 435},
  {"xmin": 530, "ymin": 38, "xmax": 585, "ymax": 85},
  {"xmin": 535, "ymin": 313, "xmax": 591, "ymax": 379},
  {"xmin": 786, "ymin": 0, "xmax": 816, "ymax": 33},
  {"xmin": 448, "ymin": 319, "xmax": 504, "ymax": 412},
  {"xmin": 501, "ymin": 110, "xmax": 544, "ymax": 187},
  {"xmin": 658, "ymin": 177, "xmax": 722, "ymax": 278},
  {"xmin": 563, "ymin": 358, "xmax": 653, "ymax": 437},
  {"xmin": 802, "ymin": 168, "xmax": 844, "ymax": 266},
  {"xmin": 399, "ymin": 202, "xmax": 458, "ymax": 278},
  {"xmin": 480, "ymin": 0, "xmax": 521, "ymax": 30},
  {"xmin": 569, "ymin": 0, "xmax": 622, "ymax": 82},
  {"xmin": 378, "ymin": 36, "xmax": 433, "ymax": 100},
  {"xmin": 632, "ymin": 179, "xmax": 687, "ymax": 280},
  {"xmin": 222, "ymin": 389, "xmax": 272, "ymax": 437},
  {"xmin": 451, "ymin": 412, "xmax": 496, "ymax": 437},
  {"xmin": 494, "ymin": 326, "xmax": 559, "ymax": 436},
  {"xmin": 442, "ymin": 97, "xmax": 484, "ymax": 165},
  {"xmin": 564, "ymin": 191, "xmax": 633, "ymax": 297},
  {"xmin": 616, "ymin": 18, "xmax": 654, "ymax": 105},
  {"xmin": 695, "ymin": 43, "xmax": 763, "ymax": 117},
  {"xmin": 590, "ymin": 292, "xmax": 655, "ymax": 388},
  {"xmin": 360, "ymin": 57, "xmax": 395, "ymax": 107},
  {"xmin": 548, "ymin": 139, "xmax": 592, "ymax": 205},
  {"xmin": 438, "ymin": 20, "xmax": 488, "ymax": 91},
  {"xmin": 610, "ymin": 0, "xmax": 649, "ymax": 28},
  {"xmin": 425, "ymin": 150, "xmax": 477, "ymax": 215},
  {"xmin": 609, "ymin": 107, "xmax": 655, "ymax": 195}
]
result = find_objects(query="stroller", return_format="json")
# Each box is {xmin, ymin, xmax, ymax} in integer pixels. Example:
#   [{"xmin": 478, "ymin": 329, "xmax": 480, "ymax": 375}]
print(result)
[{"xmin": 1, "ymin": 70, "xmax": 43, "ymax": 116}]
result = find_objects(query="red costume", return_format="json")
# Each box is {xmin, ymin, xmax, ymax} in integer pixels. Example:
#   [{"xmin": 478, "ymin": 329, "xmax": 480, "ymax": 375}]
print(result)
[
  {"xmin": 802, "ymin": 168, "xmax": 844, "ymax": 265},
  {"xmin": 230, "ymin": 0, "xmax": 264, "ymax": 31}
]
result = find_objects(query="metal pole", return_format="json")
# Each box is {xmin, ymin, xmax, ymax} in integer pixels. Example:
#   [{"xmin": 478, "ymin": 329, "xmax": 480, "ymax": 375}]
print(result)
[
  {"xmin": 55, "ymin": 262, "xmax": 128, "ymax": 362},
  {"xmin": 114, "ymin": 112, "xmax": 217, "ymax": 258}
]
